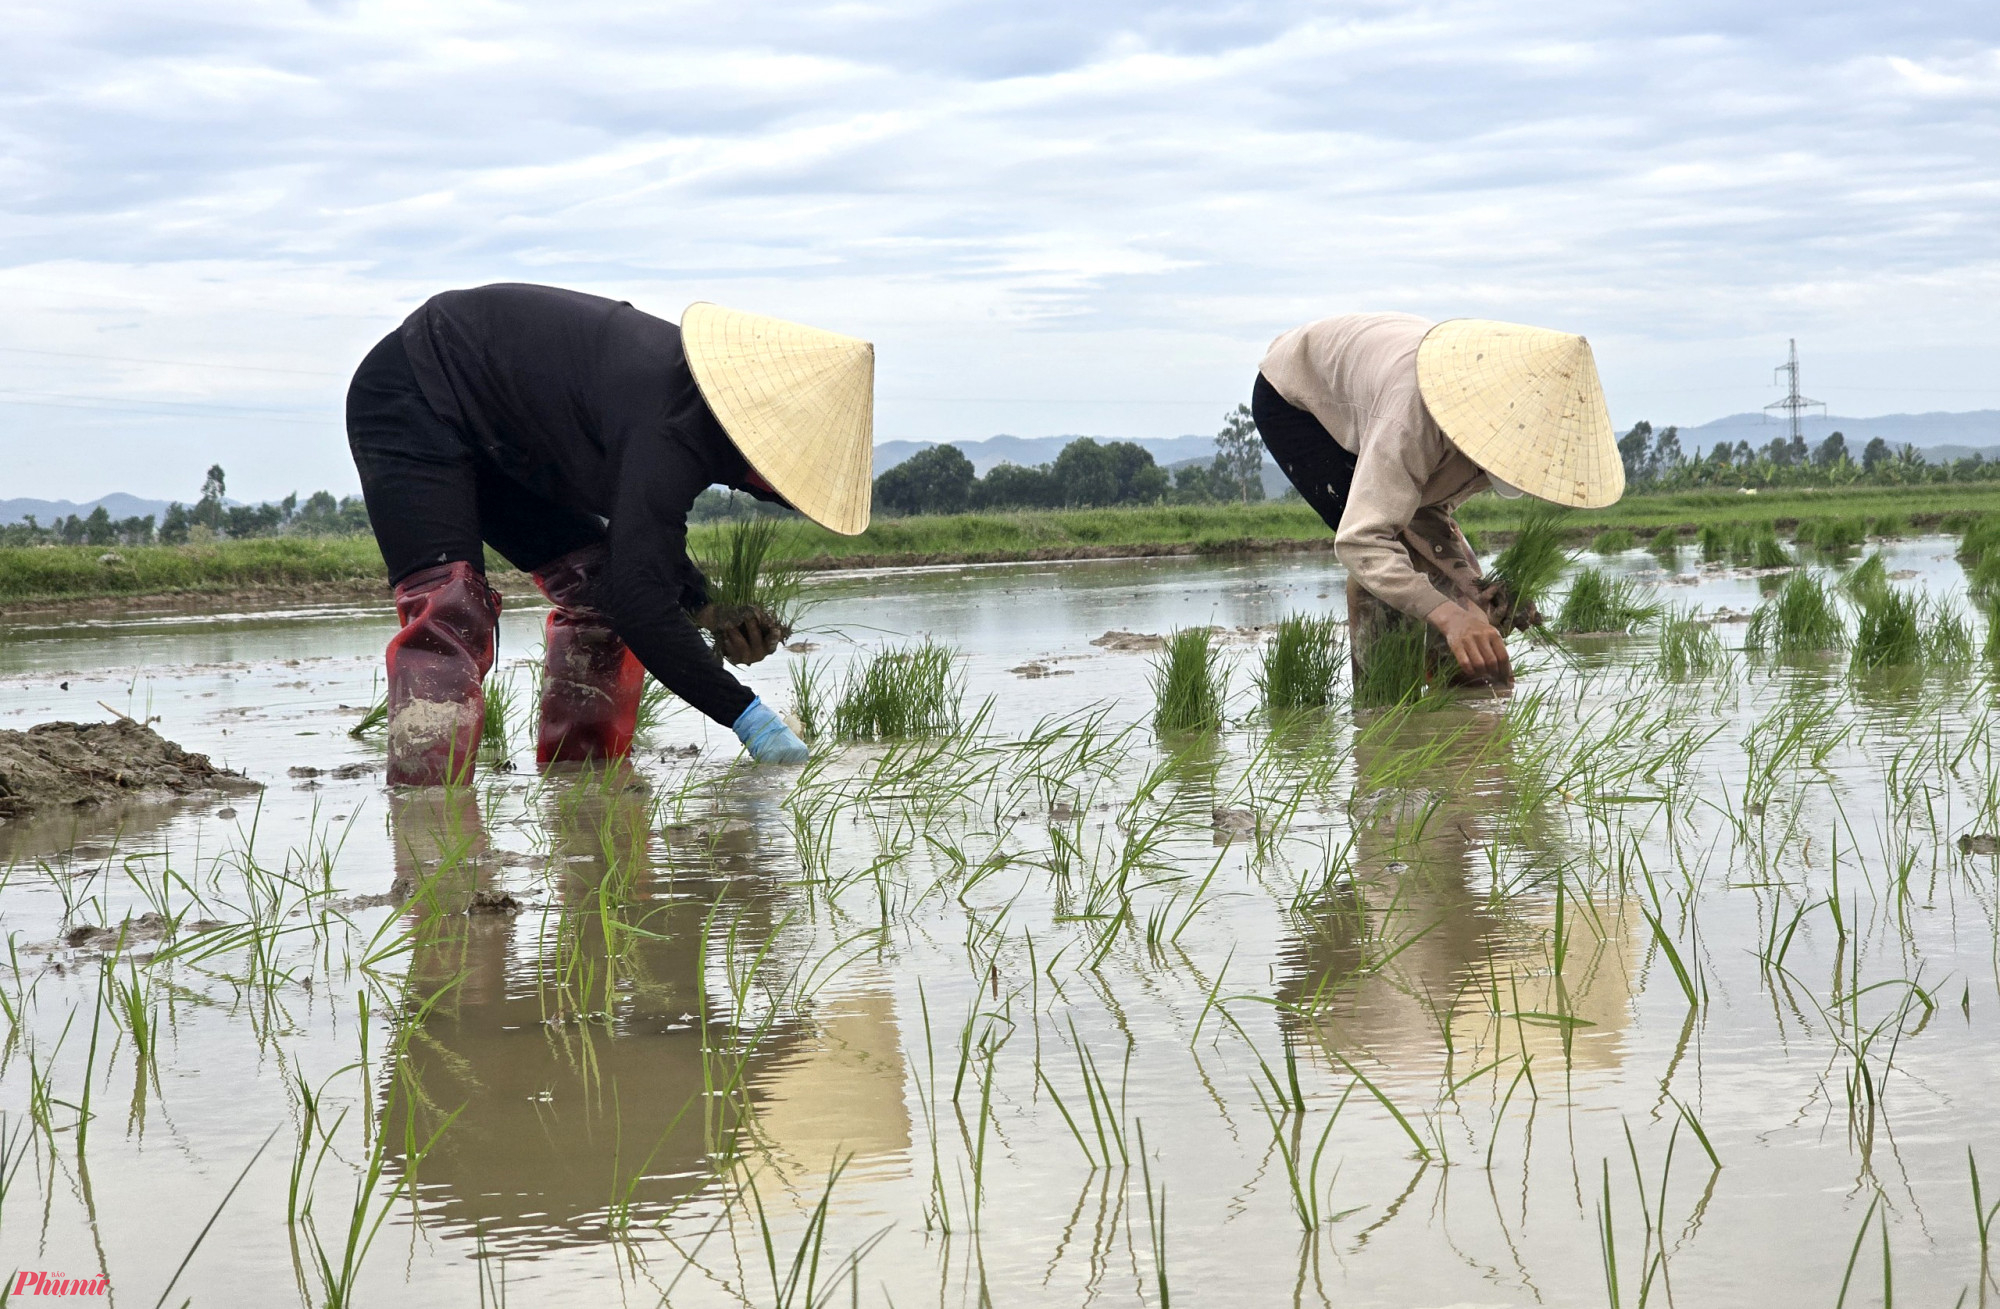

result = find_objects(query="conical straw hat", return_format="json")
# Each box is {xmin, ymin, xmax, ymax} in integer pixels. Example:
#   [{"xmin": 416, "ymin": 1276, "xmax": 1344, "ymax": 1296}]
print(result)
[
  {"xmin": 682, "ymin": 302, "xmax": 876, "ymax": 535},
  {"xmin": 1415, "ymin": 319, "xmax": 1622, "ymax": 508}
]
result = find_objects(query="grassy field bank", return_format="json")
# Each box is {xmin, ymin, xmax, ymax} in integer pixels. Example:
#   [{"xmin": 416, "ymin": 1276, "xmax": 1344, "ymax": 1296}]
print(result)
[{"xmin": 6, "ymin": 481, "xmax": 2000, "ymax": 607}]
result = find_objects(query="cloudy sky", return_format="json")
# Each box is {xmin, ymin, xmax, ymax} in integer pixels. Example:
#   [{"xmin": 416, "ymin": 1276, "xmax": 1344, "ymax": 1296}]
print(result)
[{"xmin": 4, "ymin": 0, "xmax": 1998, "ymax": 503}]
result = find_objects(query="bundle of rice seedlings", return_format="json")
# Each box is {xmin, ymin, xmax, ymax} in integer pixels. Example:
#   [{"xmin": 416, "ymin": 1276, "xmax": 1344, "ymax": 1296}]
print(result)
[
  {"xmin": 1842, "ymin": 552, "xmax": 1891, "ymax": 606},
  {"xmin": 1555, "ymin": 568, "xmax": 1660, "ymax": 634},
  {"xmin": 1959, "ymin": 517, "xmax": 2000, "ymax": 567},
  {"xmin": 695, "ymin": 517, "xmax": 808, "ymax": 632},
  {"xmin": 1752, "ymin": 530, "xmax": 1792, "ymax": 569},
  {"xmin": 1150, "ymin": 627, "xmax": 1229, "ymax": 733},
  {"xmin": 1490, "ymin": 505, "xmax": 1572, "ymax": 616},
  {"xmin": 1590, "ymin": 528, "xmax": 1635, "ymax": 555},
  {"xmin": 1255, "ymin": 613, "xmax": 1343, "ymax": 713},
  {"xmin": 1654, "ymin": 608, "xmax": 1725, "ymax": 679},
  {"xmin": 1647, "ymin": 526, "xmax": 1681, "ymax": 561},
  {"xmin": 1744, "ymin": 571, "xmax": 1846, "ymax": 653},
  {"xmin": 1851, "ymin": 589, "xmax": 1922, "ymax": 670},
  {"xmin": 833, "ymin": 640, "xmax": 962, "ymax": 739},
  {"xmin": 1925, "ymin": 600, "xmax": 1975, "ymax": 667},
  {"xmin": 1698, "ymin": 524, "xmax": 1727, "ymax": 563},
  {"xmin": 1869, "ymin": 514, "xmax": 1909, "ymax": 538},
  {"xmin": 1352, "ymin": 622, "xmax": 1434, "ymax": 709},
  {"xmin": 1794, "ymin": 517, "xmax": 1865, "ymax": 554},
  {"xmin": 1968, "ymin": 555, "xmax": 2000, "ymax": 611}
]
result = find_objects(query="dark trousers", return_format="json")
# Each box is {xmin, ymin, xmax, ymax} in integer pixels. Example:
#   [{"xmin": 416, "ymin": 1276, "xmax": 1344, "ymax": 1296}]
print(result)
[
  {"xmin": 1252, "ymin": 372, "xmax": 1358, "ymax": 533},
  {"xmin": 346, "ymin": 331, "xmax": 605, "ymax": 588}
]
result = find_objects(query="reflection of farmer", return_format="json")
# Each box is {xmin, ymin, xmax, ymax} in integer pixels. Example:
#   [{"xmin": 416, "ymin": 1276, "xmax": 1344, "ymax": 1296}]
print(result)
[
  {"xmin": 346, "ymin": 284, "xmax": 876, "ymax": 784},
  {"xmin": 1252, "ymin": 315, "xmax": 1622, "ymax": 688}
]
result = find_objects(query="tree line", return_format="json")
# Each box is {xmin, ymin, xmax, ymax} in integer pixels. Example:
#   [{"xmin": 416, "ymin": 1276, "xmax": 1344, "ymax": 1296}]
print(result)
[
  {"xmin": 1618, "ymin": 422, "xmax": 1994, "ymax": 489},
  {"xmin": 0, "ymin": 464, "xmax": 370, "ymax": 548},
  {"xmin": 874, "ymin": 407, "xmax": 1269, "ymax": 516}
]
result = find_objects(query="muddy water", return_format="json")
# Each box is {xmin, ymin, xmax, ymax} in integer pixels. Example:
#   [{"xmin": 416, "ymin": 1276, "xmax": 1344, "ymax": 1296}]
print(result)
[{"xmin": 2, "ymin": 539, "xmax": 1998, "ymax": 1306}]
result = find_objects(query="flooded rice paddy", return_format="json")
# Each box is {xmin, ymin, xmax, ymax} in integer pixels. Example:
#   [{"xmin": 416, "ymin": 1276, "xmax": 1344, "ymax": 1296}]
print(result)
[{"xmin": 4, "ymin": 539, "xmax": 2000, "ymax": 1306}]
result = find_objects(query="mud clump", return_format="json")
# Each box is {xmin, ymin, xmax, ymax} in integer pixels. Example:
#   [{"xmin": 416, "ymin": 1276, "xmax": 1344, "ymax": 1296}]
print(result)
[{"xmin": 0, "ymin": 721, "xmax": 256, "ymax": 818}]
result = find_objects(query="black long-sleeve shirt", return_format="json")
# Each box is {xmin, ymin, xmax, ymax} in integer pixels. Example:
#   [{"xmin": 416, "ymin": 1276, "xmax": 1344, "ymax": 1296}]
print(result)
[{"xmin": 399, "ymin": 283, "xmax": 766, "ymax": 727}]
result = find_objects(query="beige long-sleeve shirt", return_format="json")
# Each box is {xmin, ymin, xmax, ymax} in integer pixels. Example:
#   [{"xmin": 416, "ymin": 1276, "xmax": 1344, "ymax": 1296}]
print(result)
[{"xmin": 1259, "ymin": 312, "xmax": 1489, "ymax": 621}]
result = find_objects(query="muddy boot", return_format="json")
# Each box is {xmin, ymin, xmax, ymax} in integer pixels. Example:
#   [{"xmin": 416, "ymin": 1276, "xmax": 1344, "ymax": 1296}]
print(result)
[
  {"xmin": 385, "ymin": 562, "xmax": 501, "ymax": 787},
  {"xmin": 531, "ymin": 546, "xmax": 646, "ymax": 766}
]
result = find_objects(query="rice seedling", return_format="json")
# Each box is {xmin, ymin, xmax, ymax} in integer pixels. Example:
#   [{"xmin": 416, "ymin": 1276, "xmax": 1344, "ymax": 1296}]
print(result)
[
  {"xmin": 1750, "ymin": 530, "xmax": 1792, "ymax": 569},
  {"xmin": 1654, "ymin": 609, "xmax": 1724, "ymax": 679},
  {"xmin": 788, "ymin": 655, "xmax": 829, "ymax": 740},
  {"xmin": 1150, "ymin": 626, "xmax": 1228, "ymax": 734},
  {"xmin": 1698, "ymin": 524, "xmax": 1726, "ymax": 563},
  {"xmin": 694, "ymin": 516, "xmax": 809, "ymax": 632},
  {"xmin": 1744, "ymin": 571, "xmax": 1846, "ymax": 654},
  {"xmin": 482, "ymin": 669, "xmax": 514, "ymax": 750},
  {"xmin": 1255, "ymin": 613, "xmax": 1342, "ymax": 714},
  {"xmin": 1490, "ymin": 505, "xmax": 1572, "ymax": 617},
  {"xmin": 833, "ymin": 640, "xmax": 962, "ymax": 739},
  {"xmin": 1591, "ymin": 528, "xmax": 1635, "ymax": 555},
  {"xmin": 1870, "ymin": 513, "xmax": 1908, "ymax": 538},
  {"xmin": 1961, "ymin": 517, "xmax": 2000, "ymax": 567},
  {"xmin": 1794, "ymin": 517, "xmax": 1866, "ymax": 555},
  {"xmin": 634, "ymin": 677, "xmax": 672, "ymax": 736},
  {"xmin": 1852, "ymin": 588, "xmax": 1922, "ymax": 670},
  {"xmin": 1556, "ymin": 568, "xmax": 1659, "ymax": 635},
  {"xmin": 1967, "ymin": 555, "xmax": 2000, "ymax": 611},
  {"xmin": 1646, "ymin": 526, "xmax": 1680, "ymax": 562},
  {"xmin": 1924, "ymin": 599, "xmax": 1975, "ymax": 666},
  {"xmin": 1842, "ymin": 552, "xmax": 1890, "ymax": 606}
]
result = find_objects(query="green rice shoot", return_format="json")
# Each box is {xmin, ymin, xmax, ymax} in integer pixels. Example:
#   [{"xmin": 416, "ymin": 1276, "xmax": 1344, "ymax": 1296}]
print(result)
[
  {"xmin": 1745, "ymin": 571, "xmax": 1847, "ymax": 654},
  {"xmin": 694, "ymin": 516, "xmax": 809, "ymax": 631},
  {"xmin": 1254, "ymin": 613, "xmax": 1342, "ymax": 714},
  {"xmin": 1555, "ymin": 567, "xmax": 1660, "ymax": 634},
  {"xmin": 1490, "ymin": 505, "xmax": 1572, "ymax": 615},
  {"xmin": 833, "ymin": 640, "xmax": 962, "ymax": 740},
  {"xmin": 1647, "ymin": 526, "xmax": 1680, "ymax": 561},
  {"xmin": 1590, "ymin": 528, "xmax": 1635, "ymax": 556},
  {"xmin": 1655, "ymin": 609, "xmax": 1724, "ymax": 679},
  {"xmin": 789, "ymin": 656, "xmax": 829, "ymax": 740},
  {"xmin": 1150, "ymin": 627, "xmax": 1229, "ymax": 734},
  {"xmin": 1352, "ymin": 622, "xmax": 1435, "ymax": 709}
]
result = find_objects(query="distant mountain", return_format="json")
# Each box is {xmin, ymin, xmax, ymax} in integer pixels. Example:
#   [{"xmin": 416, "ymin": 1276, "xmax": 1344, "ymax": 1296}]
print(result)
[
  {"xmin": 0, "ymin": 493, "xmax": 172, "ymax": 526},
  {"xmin": 874, "ymin": 434, "xmax": 1221, "ymax": 476},
  {"xmin": 1680, "ymin": 410, "xmax": 2000, "ymax": 462}
]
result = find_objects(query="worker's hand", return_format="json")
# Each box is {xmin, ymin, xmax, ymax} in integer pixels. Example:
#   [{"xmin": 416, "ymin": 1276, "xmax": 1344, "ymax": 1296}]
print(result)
[
  {"xmin": 732, "ymin": 697, "xmax": 810, "ymax": 764},
  {"xmin": 1427, "ymin": 601, "xmax": 1512, "ymax": 680},
  {"xmin": 695, "ymin": 604, "xmax": 790, "ymax": 665}
]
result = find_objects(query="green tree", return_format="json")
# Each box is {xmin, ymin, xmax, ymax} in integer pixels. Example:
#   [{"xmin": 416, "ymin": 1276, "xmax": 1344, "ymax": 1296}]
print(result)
[
  {"xmin": 1861, "ymin": 436, "xmax": 1891, "ymax": 472},
  {"xmin": 1212, "ymin": 404, "xmax": 1264, "ymax": 503},
  {"xmin": 1812, "ymin": 430, "xmax": 1847, "ymax": 467},
  {"xmin": 874, "ymin": 445, "xmax": 977, "ymax": 515},
  {"xmin": 1617, "ymin": 420, "xmax": 1654, "ymax": 483},
  {"xmin": 194, "ymin": 464, "xmax": 226, "ymax": 532}
]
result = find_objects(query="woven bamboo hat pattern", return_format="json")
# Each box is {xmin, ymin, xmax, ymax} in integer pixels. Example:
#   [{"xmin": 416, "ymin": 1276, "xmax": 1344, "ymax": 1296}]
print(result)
[
  {"xmin": 1415, "ymin": 319, "xmax": 1623, "ymax": 508},
  {"xmin": 682, "ymin": 302, "xmax": 876, "ymax": 535}
]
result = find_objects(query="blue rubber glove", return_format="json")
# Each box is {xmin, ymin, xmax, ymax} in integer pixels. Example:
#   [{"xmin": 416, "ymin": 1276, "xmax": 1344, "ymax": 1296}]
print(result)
[{"xmin": 732, "ymin": 697, "xmax": 810, "ymax": 764}]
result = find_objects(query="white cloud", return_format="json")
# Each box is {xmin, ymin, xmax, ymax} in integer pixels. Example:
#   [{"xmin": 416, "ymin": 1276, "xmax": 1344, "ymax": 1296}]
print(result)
[{"xmin": 0, "ymin": 1, "xmax": 1997, "ymax": 498}]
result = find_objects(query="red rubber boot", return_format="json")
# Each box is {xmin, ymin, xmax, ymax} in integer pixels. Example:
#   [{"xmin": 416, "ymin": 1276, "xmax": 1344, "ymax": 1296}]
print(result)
[
  {"xmin": 532, "ymin": 547, "xmax": 646, "ymax": 766},
  {"xmin": 385, "ymin": 562, "xmax": 501, "ymax": 786}
]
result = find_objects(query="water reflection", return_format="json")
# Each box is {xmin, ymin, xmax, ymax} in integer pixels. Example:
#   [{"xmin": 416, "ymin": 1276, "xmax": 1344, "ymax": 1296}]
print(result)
[
  {"xmin": 378, "ymin": 778, "xmax": 909, "ymax": 1253},
  {"xmin": 1278, "ymin": 706, "xmax": 1638, "ymax": 1079}
]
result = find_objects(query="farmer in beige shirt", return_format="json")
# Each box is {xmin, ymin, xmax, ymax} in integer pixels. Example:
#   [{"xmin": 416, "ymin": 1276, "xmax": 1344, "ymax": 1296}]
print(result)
[{"xmin": 1253, "ymin": 313, "xmax": 1622, "ymax": 689}]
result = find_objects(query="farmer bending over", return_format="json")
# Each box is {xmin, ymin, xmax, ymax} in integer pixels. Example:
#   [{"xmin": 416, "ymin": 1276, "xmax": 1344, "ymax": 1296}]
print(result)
[
  {"xmin": 1252, "ymin": 314, "xmax": 1622, "ymax": 691},
  {"xmin": 347, "ymin": 284, "xmax": 874, "ymax": 784}
]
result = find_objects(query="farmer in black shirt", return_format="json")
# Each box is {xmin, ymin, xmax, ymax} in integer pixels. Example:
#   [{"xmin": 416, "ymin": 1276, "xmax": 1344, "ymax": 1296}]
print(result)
[{"xmin": 345, "ymin": 284, "xmax": 874, "ymax": 785}]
